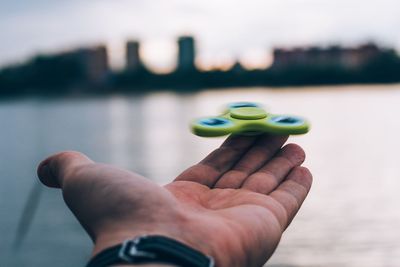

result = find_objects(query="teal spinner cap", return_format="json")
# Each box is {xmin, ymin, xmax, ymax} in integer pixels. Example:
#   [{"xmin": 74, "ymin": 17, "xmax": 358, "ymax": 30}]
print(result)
[{"xmin": 191, "ymin": 102, "xmax": 310, "ymax": 137}]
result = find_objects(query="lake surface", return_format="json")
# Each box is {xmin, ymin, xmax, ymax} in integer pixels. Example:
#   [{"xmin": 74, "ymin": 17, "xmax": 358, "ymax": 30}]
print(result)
[{"xmin": 1, "ymin": 85, "xmax": 400, "ymax": 267}]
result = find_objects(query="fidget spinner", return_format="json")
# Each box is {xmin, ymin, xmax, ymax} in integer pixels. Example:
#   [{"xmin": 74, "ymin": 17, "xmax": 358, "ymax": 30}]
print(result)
[{"xmin": 191, "ymin": 102, "xmax": 310, "ymax": 137}]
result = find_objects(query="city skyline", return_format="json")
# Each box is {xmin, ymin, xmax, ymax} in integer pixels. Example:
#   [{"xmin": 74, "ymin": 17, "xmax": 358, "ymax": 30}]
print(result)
[
  {"xmin": 2, "ymin": 36, "xmax": 398, "ymax": 95},
  {"xmin": 1, "ymin": 0, "xmax": 399, "ymax": 72}
]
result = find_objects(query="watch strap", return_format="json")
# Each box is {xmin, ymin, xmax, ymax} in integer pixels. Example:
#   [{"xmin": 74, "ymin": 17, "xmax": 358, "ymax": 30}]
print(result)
[{"xmin": 86, "ymin": 235, "xmax": 215, "ymax": 267}]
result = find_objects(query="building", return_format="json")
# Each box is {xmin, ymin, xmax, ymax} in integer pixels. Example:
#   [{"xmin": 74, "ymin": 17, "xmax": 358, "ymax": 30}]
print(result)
[
  {"xmin": 126, "ymin": 41, "xmax": 143, "ymax": 72},
  {"xmin": 40, "ymin": 45, "xmax": 110, "ymax": 86},
  {"xmin": 340, "ymin": 43, "xmax": 380, "ymax": 69},
  {"xmin": 177, "ymin": 36, "xmax": 196, "ymax": 72},
  {"xmin": 272, "ymin": 43, "xmax": 382, "ymax": 70},
  {"xmin": 76, "ymin": 45, "xmax": 109, "ymax": 85}
]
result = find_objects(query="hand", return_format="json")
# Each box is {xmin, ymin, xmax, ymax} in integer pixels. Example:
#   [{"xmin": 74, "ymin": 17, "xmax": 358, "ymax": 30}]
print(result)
[{"xmin": 37, "ymin": 134, "xmax": 312, "ymax": 267}]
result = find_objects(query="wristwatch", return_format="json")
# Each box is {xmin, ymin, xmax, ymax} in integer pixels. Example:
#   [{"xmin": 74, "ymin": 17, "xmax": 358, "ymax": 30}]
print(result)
[{"xmin": 86, "ymin": 235, "xmax": 215, "ymax": 267}]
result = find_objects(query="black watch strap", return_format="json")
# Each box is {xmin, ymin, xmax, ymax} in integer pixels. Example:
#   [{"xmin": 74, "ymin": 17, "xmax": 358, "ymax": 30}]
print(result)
[{"xmin": 86, "ymin": 235, "xmax": 215, "ymax": 267}]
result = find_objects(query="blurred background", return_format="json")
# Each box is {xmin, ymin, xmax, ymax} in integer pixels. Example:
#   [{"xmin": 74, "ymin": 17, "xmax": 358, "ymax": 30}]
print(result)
[{"xmin": 1, "ymin": 1, "xmax": 400, "ymax": 266}]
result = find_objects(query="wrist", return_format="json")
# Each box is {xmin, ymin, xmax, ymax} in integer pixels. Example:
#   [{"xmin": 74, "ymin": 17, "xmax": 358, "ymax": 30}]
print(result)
[
  {"xmin": 90, "ymin": 230, "xmax": 215, "ymax": 267},
  {"xmin": 92, "ymin": 222, "xmax": 217, "ymax": 260},
  {"xmin": 92, "ymin": 226, "xmax": 233, "ymax": 266},
  {"xmin": 93, "ymin": 229, "xmax": 207, "ymax": 258},
  {"xmin": 113, "ymin": 265, "xmax": 178, "ymax": 267}
]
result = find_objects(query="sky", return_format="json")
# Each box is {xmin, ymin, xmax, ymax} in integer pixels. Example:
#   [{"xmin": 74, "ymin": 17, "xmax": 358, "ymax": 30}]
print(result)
[{"xmin": 0, "ymin": 0, "xmax": 399, "ymax": 72}]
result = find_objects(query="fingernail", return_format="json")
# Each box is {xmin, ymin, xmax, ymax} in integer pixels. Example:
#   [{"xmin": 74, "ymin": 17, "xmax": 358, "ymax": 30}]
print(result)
[
  {"xmin": 37, "ymin": 160, "xmax": 60, "ymax": 187},
  {"xmin": 38, "ymin": 163, "xmax": 52, "ymax": 181}
]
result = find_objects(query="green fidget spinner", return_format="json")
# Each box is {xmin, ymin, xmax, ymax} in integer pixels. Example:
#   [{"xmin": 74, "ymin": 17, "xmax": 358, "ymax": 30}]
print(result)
[{"xmin": 191, "ymin": 102, "xmax": 310, "ymax": 137}]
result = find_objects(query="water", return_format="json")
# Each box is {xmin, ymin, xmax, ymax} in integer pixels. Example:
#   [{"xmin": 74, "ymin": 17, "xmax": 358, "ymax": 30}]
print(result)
[{"xmin": 1, "ymin": 85, "xmax": 400, "ymax": 267}]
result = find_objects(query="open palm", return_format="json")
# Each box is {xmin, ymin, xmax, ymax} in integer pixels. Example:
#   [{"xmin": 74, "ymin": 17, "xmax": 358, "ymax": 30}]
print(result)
[{"xmin": 38, "ymin": 134, "xmax": 312, "ymax": 267}]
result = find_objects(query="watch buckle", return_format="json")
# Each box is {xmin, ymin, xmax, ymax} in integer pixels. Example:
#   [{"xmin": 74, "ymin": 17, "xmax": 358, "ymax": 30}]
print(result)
[{"xmin": 118, "ymin": 237, "xmax": 157, "ymax": 263}]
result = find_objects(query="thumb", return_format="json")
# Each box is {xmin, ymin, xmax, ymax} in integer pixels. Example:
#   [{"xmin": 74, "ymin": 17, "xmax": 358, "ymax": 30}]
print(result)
[{"xmin": 37, "ymin": 151, "xmax": 94, "ymax": 188}]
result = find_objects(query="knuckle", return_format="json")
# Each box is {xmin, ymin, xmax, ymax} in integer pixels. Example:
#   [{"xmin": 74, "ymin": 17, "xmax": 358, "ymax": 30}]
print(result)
[
  {"xmin": 49, "ymin": 151, "xmax": 91, "ymax": 181},
  {"xmin": 55, "ymin": 151, "xmax": 86, "ymax": 161},
  {"xmin": 63, "ymin": 163, "xmax": 87, "ymax": 180}
]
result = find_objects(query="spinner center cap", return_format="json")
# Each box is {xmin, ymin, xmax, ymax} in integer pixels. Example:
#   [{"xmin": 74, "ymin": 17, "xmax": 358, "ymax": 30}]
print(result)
[{"xmin": 230, "ymin": 107, "xmax": 267, "ymax": 120}]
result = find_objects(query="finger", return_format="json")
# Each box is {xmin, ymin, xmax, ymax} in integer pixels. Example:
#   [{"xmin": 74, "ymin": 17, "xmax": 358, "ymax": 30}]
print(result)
[
  {"xmin": 241, "ymin": 144, "xmax": 305, "ymax": 194},
  {"xmin": 214, "ymin": 135, "xmax": 288, "ymax": 189},
  {"xmin": 269, "ymin": 166, "xmax": 312, "ymax": 229},
  {"xmin": 37, "ymin": 151, "xmax": 94, "ymax": 188},
  {"xmin": 175, "ymin": 134, "xmax": 258, "ymax": 186}
]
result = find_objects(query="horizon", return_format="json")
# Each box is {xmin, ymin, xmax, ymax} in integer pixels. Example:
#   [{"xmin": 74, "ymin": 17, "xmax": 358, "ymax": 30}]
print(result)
[
  {"xmin": 3, "ymin": 38, "xmax": 395, "ymax": 74},
  {"xmin": 1, "ymin": 0, "xmax": 399, "ymax": 72}
]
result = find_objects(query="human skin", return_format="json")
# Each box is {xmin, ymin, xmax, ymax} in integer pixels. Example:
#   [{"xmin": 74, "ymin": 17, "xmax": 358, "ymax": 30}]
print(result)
[{"xmin": 37, "ymin": 134, "xmax": 312, "ymax": 267}]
